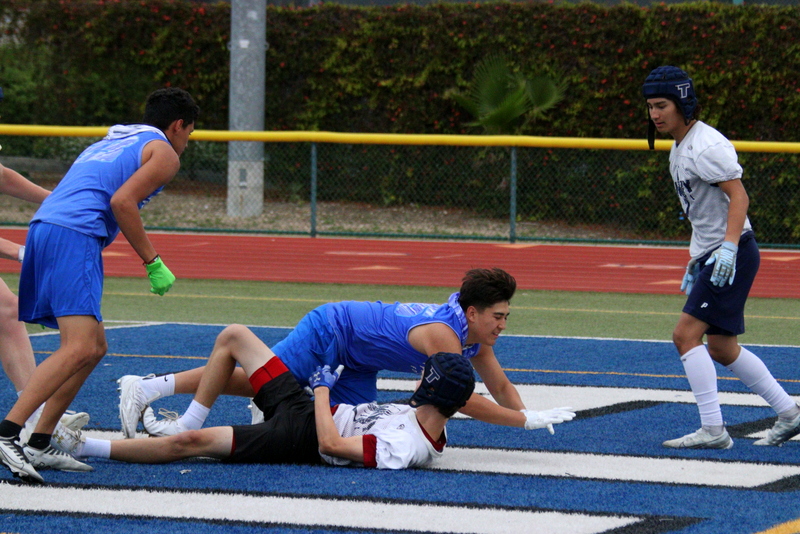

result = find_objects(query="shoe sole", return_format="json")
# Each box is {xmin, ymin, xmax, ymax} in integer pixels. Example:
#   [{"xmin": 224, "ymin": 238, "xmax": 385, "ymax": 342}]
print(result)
[
  {"xmin": 61, "ymin": 411, "xmax": 90, "ymax": 431},
  {"xmin": 663, "ymin": 435, "xmax": 733, "ymax": 449},
  {"xmin": 117, "ymin": 376, "xmax": 142, "ymax": 439},
  {"xmin": 29, "ymin": 460, "xmax": 93, "ymax": 472}
]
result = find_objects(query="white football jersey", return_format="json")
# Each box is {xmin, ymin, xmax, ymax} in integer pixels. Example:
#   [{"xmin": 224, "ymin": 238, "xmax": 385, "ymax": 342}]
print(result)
[
  {"xmin": 669, "ymin": 121, "xmax": 751, "ymax": 258},
  {"xmin": 320, "ymin": 402, "xmax": 446, "ymax": 469}
]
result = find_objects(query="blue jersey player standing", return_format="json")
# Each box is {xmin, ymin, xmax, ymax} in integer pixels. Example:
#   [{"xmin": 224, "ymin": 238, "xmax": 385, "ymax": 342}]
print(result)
[
  {"xmin": 0, "ymin": 87, "xmax": 199, "ymax": 483},
  {"xmin": 643, "ymin": 66, "xmax": 800, "ymax": 449},
  {"xmin": 117, "ymin": 268, "xmax": 574, "ymax": 438}
]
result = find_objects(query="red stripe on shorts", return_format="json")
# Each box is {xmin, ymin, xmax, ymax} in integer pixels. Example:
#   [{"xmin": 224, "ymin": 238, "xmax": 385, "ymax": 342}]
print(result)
[{"xmin": 248, "ymin": 357, "xmax": 289, "ymax": 395}]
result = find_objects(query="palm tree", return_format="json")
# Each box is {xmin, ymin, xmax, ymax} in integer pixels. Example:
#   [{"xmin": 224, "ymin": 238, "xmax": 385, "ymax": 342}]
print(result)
[
  {"xmin": 450, "ymin": 54, "xmax": 564, "ymax": 135},
  {"xmin": 449, "ymin": 55, "xmax": 565, "ymax": 242}
]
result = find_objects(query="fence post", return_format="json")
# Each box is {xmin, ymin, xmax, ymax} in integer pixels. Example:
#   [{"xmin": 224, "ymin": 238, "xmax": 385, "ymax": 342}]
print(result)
[
  {"xmin": 310, "ymin": 142, "xmax": 318, "ymax": 238},
  {"xmin": 226, "ymin": 0, "xmax": 266, "ymax": 218},
  {"xmin": 509, "ymin": 146, "xmax": 517, "ymax": 243}
]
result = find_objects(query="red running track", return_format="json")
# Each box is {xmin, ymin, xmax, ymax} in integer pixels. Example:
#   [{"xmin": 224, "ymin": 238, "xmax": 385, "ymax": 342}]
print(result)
[{"xmin": 1, "ymin": 228, "xmax": 798, "ymax": 298}]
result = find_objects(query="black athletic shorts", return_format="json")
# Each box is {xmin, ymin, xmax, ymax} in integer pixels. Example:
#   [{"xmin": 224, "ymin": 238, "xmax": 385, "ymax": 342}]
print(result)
[{"xmin": 227, "ymin": 372, "xmax": 322, "ymax": 465}]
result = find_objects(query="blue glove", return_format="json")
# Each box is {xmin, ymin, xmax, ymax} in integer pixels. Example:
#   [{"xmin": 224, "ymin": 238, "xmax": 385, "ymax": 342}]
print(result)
[
  {"xmin": 680, "ymin": 258, "xmax": 700, "ymax": 295},
  {"xmin": 705, "ymin": 241, "xmax": 737, "ymax": 287},
  {"xmin": 308, "ymin": 364, "xmax": 343, "ymax": 391}
]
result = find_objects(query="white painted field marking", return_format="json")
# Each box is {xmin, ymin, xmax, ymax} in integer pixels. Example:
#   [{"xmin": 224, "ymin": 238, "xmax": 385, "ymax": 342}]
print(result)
[
  {"xmin": 379, "ymin": 379, "xmax": 800, "ymax": 443},
  {"xmin": 379, "ymin": 379, "xmax": 800, "ymax": 412},
  {"xmin": 0, "ymin": 484, "xmax": 640, "ymax": 534},
  {"xmin": 433, "ymin": 447, "xmax": 800, "ymax": 488},
  {"xmin": 77, "ymin": 427, "xmax": 798, "ymax": 488}
]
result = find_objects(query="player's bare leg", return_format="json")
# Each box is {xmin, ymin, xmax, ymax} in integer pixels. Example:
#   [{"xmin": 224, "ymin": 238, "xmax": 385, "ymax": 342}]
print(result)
[{"xmin": 143, "ymin": 324, "xmax": 276, "ymax": 436}]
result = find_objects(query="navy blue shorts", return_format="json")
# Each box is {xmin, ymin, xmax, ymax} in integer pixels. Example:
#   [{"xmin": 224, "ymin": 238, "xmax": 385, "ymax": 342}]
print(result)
[
  {"xmin": 683, "ymin": 231, "xmax": 758, "ymax": 336},
  {"xmin": 18, "ymin": 222, "xmax": 104, "ymax": 329}
]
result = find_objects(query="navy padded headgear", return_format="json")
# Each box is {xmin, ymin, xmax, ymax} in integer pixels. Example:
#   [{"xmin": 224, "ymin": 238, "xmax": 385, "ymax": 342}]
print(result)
[
  {"xmin": 642, "ymin": 66, "xmax": 697, "ymax": 149},
  {"xmin": 410, "ymin": 352, "xmax": 475, "ymax": 411}
]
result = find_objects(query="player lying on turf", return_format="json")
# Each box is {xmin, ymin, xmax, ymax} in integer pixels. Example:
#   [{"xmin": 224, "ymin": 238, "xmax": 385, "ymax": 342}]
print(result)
[
  {"xmin": 117, "ymin": 268, "xmax": 575, "ymax": 438},
  {"xmin": 58, "ymin": 353, "xmax": 481, "ymax": 469}
]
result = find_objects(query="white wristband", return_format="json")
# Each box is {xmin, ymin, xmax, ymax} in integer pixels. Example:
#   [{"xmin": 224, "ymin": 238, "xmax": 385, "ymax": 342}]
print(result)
[{"xmin": 17, "ymin": 245, "xmax": 25, "ymax": 263}]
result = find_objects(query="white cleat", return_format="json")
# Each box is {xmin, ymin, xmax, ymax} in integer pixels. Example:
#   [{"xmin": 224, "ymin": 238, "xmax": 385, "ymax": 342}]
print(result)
[
  {"xmin": 0, "ymin": 435, "xmax": 43, "ymax": 483},
  {"xmin": 60, "ymin": 411, "xmax": 90, "ymax": 432},
  {"xmin": 20, "ymin": 409, "xmax": 89, "ymax": 446},
  {"xmin": 51, "ymin": 423, "xmax": 86, "ymax": 458},
  {"xmin": 118, "ymin": 374, "xmax": 158, "ymax": 438},
  {"xmin": 754, "ymin": 411, "xmax": 800, "ymax": 447},
  {"xmin": 663, "ymin": 428, "xmax": 733, "ymax": 449},
  {"xmin": 142, "ymin": 407, "xmax": 188, "ymax": 437},
  {"xmin": 24, "ymin": 444, "xmax": 92, "ymax": 472}
]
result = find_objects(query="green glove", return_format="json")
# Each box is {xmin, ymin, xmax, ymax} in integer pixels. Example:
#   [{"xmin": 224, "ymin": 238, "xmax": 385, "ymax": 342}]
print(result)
[{"xmin": 144, "ymin": 256, "xmax": 175, "ymax": 296}]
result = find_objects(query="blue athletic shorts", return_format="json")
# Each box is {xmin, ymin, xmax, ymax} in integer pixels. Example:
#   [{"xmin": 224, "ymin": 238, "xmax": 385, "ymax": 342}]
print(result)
[
  {"xmin": 683, "ymin": 231, "xmax": 759, "ymax": 336},
  {"xmin": 18, "ymin": 222, "xmax": 104, "ymax": 329},
  {"xmin": 272, "ymin": 304, "xmax": 378, "ymax": 406}
]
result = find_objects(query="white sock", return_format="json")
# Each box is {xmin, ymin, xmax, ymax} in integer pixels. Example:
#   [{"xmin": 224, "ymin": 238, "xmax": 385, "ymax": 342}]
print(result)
[
  {"xmin": 680, "ymin": 345, "xmax": 724, "ymax": 429},
  {"xmin": 80, "ymin": 437, "xmax": 111, "ymax": 459},
  {"xmin": 178, "ymin": 400, "xmax": 210, "ymax": 431},
  {"xmin": 17, "ymin": 391, "xmax": 43, "ymax": 421},
  {"xmin": 140, "ymin": 374, "xmax": 176, "ymax": 401},
  {"xmin": 20, "ymin": 397, "xmax": 44, "ymax": 438},
  {"xmin": 726, "ymin": 347, "xmax": 799, "ymax": 419}
]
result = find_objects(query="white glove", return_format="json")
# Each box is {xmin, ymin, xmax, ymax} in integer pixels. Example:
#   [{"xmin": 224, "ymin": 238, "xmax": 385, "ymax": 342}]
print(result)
[
  {"xmin": 17, "ymin": 245, "xmax": 25, "ymax": 263},
  {"xmin": 521, "ymin": 407, "xmax": 576, "ymax": 433},
  {"xmin": 705, "ymin": 241, "xmax": 737, "ymax": 287}
]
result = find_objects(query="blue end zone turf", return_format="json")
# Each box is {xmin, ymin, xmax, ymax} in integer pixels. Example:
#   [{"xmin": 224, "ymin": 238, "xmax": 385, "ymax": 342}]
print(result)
[{"xmin": 0, "ymin": 323, "xmax": 797, "ymax": 534}]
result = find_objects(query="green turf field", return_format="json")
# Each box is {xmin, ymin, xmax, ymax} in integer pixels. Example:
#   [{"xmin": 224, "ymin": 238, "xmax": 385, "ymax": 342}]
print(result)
[{"xmin": 8, "ymin": 274, "xmax": 797, "ymax": 346}]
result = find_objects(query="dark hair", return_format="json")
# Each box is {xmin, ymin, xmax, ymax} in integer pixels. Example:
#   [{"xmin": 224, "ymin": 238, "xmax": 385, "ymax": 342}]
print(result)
[
  {"xmin": 142, "ymin": 87, "xmax": 200, "ymax": 132},
  {"xmin": 661, "ymin": 96, "xmax": 702, "ymax": 122},
  {"xmin": 458, "ymin": 268, "xmax": 516, "ymax": 312}
]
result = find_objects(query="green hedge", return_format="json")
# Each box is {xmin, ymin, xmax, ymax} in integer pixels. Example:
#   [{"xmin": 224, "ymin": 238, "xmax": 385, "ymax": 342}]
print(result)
[
  {"xmin": 3, "ymin": 0, "xmax": 800, "ymax": 139},
  {"xmin": 2, "ymin": 0, "xmax": 800, "ymax": 243}
]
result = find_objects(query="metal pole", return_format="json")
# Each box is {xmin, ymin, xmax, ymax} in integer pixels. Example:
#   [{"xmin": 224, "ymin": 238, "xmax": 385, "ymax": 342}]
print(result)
[
  {"xmin": 310, "ymin": 142, "xmax": 318, "ymax": 238},
  {"xmin": 227, "ymin": 0, "xmax": 266, "ymax": 218},
  {"xmin": 509, "ymin": 146, "xmax": 517, "ymax": 243}
]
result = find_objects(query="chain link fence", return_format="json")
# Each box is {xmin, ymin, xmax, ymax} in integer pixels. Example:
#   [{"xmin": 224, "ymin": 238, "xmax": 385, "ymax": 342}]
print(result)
[{"xmin": 2, "ymin": 130, "xmax": 799, "ymax": 248}]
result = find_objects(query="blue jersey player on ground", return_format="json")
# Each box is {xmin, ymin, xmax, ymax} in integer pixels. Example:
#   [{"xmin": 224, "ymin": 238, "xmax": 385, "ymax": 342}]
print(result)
[
  {"xmin": 117, "ymin": 268, "xmax": 574, "ymax": 438},
  {"xmin": 643, "ymin": 66, "xmax": 800, "ymax": 449},
  {"xmin": 0, "ymin": 87, "xmax": 200, "ymax": 484}
]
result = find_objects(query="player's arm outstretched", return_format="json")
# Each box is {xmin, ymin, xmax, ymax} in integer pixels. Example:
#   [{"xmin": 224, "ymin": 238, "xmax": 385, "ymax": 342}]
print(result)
[
  {"xmin": 0, "ymin": 163, "xmax": 51, "ymax": 261},
  {"xmin": 462, "ymin": 347, "xmax": 575, "ymax": 432},
  {"xmin": 0, "ymin": 163, "xmax": 50, "ymax": 204},
  {"xmin": 409, "ymin": 322, "xmax": 575, "ymax": 432}
]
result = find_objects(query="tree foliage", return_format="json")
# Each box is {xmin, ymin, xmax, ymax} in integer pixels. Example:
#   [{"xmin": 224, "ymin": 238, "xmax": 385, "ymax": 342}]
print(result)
[
  {"xmin": 450, "ymin": 53, "xmax": 564, "ymax": 135},
  {"xmin": 1, "ymin": 0, "xmax": 800, "ymax": 243}
]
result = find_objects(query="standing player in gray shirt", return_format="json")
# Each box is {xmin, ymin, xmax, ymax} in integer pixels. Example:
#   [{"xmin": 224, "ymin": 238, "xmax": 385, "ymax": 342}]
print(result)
[{"xmin": 643, "ymin": 66, "xmax": 800, "ymax": 449}]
